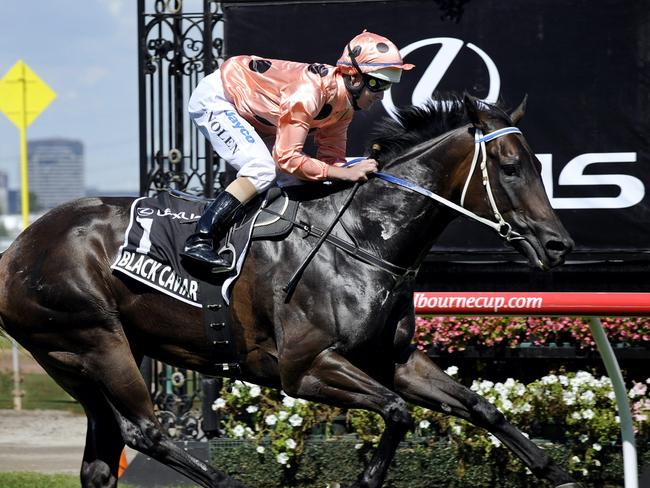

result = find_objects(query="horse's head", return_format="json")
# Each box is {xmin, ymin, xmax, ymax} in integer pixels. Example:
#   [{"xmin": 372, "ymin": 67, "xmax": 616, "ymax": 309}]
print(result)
[{"xmin": 459, "ymin": 95, "xmax": 574, "ymax": 269}]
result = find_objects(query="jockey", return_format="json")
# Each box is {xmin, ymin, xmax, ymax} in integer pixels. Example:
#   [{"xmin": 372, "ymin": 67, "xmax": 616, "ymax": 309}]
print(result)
[{"xmin": 182, "ymin": 31, "xmax": 414, "ymax": 271}]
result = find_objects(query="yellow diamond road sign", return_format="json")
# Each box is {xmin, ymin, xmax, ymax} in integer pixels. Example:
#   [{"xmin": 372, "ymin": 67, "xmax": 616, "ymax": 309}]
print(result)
[{"xmin": 0, "ymin": 60, "xmax": 56, "ymax": 129}]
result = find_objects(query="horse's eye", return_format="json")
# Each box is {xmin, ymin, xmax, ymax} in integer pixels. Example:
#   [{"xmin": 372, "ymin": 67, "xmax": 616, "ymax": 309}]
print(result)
[{"xmin": 502, "ymin": 164, "xmax": 520, "ymax": 177}]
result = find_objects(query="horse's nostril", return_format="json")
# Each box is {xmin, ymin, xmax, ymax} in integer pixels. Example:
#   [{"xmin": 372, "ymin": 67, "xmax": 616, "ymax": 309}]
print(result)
[{"xmin": 546, "ymin": 240, "xmax": 567, "ymax": 252}]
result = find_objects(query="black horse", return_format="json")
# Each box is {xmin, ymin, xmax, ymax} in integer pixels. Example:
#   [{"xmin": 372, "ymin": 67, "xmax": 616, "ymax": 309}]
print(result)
[{"xmin": 0, "ymin": 94, "xmax": 578, "ymax": 488}]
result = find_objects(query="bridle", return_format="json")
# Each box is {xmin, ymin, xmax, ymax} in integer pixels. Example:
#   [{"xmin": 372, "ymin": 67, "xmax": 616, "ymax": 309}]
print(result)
[
  {"xmin": 366, "ymin": 126, "xmax": 526, "ymax": 243},
  {"xmin": 280, "ymin": 126, "xmax": 529, "ymax": 295},
  {"xmin": 460, "ymin": 126, "xmax": 524, "ymax": 241}
]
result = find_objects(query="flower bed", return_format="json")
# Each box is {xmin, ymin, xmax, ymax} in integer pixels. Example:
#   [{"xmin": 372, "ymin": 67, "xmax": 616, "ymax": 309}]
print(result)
[
  {"xmin": 211, "ymin": 370, "xmax": 650, "ymax": 485},
  {"xmin": 414, "ymin": 316, "xmax": 650, "ymax": 353}
]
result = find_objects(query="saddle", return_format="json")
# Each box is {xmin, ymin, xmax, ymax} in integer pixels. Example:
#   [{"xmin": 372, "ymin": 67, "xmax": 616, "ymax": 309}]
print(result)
[{"xmin": 110, "ymin": 188, "xmax": 301, "ymax": 372}]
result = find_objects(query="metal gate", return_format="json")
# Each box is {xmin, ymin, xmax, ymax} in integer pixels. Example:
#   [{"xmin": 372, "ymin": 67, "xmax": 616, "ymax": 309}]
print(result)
[
  {"xmin": 137, "ymin": 0, "xmax": 226, "ymax": 439},
  {"xmin": 138, "ymin": 0, "xmax": 226, "ymax": 198}
]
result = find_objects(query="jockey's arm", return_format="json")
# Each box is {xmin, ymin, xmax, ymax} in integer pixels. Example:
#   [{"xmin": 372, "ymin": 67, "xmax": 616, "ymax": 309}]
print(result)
[{"xmin": 273, "ymin": 101, "xmax": 376, "ymax": 182}]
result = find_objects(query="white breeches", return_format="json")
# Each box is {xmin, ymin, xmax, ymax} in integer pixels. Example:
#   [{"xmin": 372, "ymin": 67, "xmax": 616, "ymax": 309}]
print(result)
[{"xmin": 188, "ymin": 71, "xmax": 290, "ymax": 193}]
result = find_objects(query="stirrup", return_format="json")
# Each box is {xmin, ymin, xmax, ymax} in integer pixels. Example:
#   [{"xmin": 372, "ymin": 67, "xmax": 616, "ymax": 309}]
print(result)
[
  {"xmin": 212, "ymin": 242, "xmax": 236, "ymax": 274},
  {"xmin": 181, "ymin": 239, "xmax": 232, "ymax": 270}
]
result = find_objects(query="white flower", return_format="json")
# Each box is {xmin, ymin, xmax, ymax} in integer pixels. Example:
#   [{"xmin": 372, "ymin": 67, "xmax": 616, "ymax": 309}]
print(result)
[
  {"xmin": 419, "ymin": 420, "xmax": 431, "ymax": 429},
  {"xmin": 282, "ymin": 396, "xmax": 297, "ymax": 408},
  {"xmin": 582, "ymin": 409, "xmax": 595, "ymax": 419},
  {"xmin": 607, "ymin": 391, "xmax": 616, "ymax": 401},
  {"xmin": 289, "ymin": 414, "xmax": 303, "ymax": 427},
  {"xmin": 580, "ymin": 390, "xmax": 595, "ymax": 403},
  {"xmin": 571, "ymin": 412, "xmax": 582, "ymax": 420},
  {"xmin": 579, "ymin": 434, "xmax": 589, "ymax": 443},
  {"xmin": 231, "ymin": 386, "xmax": 241, "ymax": 398},
  {"xmin": 542, "ymin": 375, "xmax": 558, "ymax": 385},
  {"xmin": 500, "ymin": 399, "xmax": 513, "ymax": 412},
  {"xmin": 246, "ymin": 405, "xmax": 259, "ymax": 413},
  {"xmin": 582, "ymin": 469, "xmax": 588, "ymax": 476},
  {"xmin": 452, "ymin": 425, "xmax": 463, "ymax": 435},
  {"xmin": 286, "ymin": 439, "xmax": 297, "ymax": 449},
  {"xmin": 593, "ymin": 443, "xmax": 602, "ymax": 451},
  {"xmin": 212, "ymin": 398, "xmax": 226, "ymax": 410},
  {"xmin": 249, "ymin": 385, "xmax": 261, "ymax": 398},
  {"xmin": 276, "ymin": 453, "xmax": 289, "ymax": 465},
  {"xmin": 445, "ymin": 365, "xmax": 459, "ymax": 377},
  {"xmin": 256, "ymin": 445, "xmax": 265, "ymax": 454},
  {"xmin": 594, "ymin": 459, "xmax": 601, "ymax": 466},
  {"xmin": 572, "ymin": 456, "xmax": 580, "ymax": 463},
  {"xmin": 514, "ymin": 384, "xmax": 526, "ymax": 397},
  {"xmin": 278, "ymin": 410, "xmax": 290, "ymax": 421},
  {"xmin": 563, "ymin": 391, "xmax": 576, "ymax": 406},
  {"xmin": 232, "ymin": 425, "xmax": 245, "ymax": 438},
  {"xmin": 265, "ymin": 414, "xmax": 278, "ymax": 426}
]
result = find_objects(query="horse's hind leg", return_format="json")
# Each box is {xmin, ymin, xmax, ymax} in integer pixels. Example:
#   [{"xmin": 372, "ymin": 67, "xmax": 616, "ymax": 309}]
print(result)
[
  {"xmin": 393, "ymin": 349, "xmax": 582, "ymax": 488},
  {"xmin": 33, "ymin": 327, "xmax": 247, "ymax": 488},
  {"xmin": 31, "ymin": 352, "xmax": 125, "ymax": 488},
  {"xmin": 78, "ymin": 331, "xmax": 248, "ymax": 488}
]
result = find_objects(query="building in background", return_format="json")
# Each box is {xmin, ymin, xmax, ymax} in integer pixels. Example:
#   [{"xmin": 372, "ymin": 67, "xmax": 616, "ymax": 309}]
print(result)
[
  {"xmin": 0, "ymin": 170, "xmax": 9, "ymax": 215},
  {"xmin": 28, "ymin": 138, "xmax": 84, "ymax": 210}
]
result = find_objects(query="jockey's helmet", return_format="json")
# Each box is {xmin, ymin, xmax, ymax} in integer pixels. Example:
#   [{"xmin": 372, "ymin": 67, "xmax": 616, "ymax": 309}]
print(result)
[{"xmin": 336, "ymin": 31, "xmax": 414, "ymax": 83}]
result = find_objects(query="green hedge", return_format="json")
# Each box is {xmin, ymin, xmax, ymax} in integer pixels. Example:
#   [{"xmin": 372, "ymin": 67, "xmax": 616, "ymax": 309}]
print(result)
[{"xmin": 209, "ymin": 437, "xmax": 648, "ymax": 488}]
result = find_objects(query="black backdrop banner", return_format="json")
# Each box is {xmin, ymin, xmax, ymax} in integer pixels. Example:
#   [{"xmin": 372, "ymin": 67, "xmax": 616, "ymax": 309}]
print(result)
[{"xmin": 222, "ymin": 0, "xmax": 650, "ymax": 258}]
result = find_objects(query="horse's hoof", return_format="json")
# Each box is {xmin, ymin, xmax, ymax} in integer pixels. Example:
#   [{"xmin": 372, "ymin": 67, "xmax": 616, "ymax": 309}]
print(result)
[{"xmin": 555, "ymin": 483, "xmax": 584, "ymax": 488}]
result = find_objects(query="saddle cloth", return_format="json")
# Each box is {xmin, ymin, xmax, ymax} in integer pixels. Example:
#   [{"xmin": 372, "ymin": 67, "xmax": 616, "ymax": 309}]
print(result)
[{"xmin": 110, "ymin": 189, "xmax": 297, "ymax": 306}]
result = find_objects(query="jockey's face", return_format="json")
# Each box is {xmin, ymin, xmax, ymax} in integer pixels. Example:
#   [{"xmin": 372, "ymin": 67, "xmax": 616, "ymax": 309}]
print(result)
[
  {"xmin": 349, "ymin": 74, "xmax": 386, "ymax": 111},
  {"xmin": 357, "ymin": 85, "xmax": 385, "ymax": 110}
]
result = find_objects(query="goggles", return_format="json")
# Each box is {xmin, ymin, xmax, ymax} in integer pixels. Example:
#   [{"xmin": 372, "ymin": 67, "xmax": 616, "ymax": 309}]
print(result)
[{"xmin": 364, "ymin": 75, "xmax": 392, "ymax": 92}]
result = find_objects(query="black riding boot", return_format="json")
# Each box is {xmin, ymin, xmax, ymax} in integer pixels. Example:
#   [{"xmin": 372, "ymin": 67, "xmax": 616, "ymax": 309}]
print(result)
[{"xmin": 181, "ymin": 191, "xmax": 242, "ymax": 271}]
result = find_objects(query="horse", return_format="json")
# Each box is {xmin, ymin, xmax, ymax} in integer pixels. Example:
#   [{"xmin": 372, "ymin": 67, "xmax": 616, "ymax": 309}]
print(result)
[{"xmin": 0, "ymin": 93, "xmax": 578, "ymax": 488}]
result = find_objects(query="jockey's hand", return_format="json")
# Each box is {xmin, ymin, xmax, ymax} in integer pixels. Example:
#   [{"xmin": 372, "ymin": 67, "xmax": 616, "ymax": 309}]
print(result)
[{"xmin": 328, "ymin": 159, "xmax": 378, "ymax": 182}]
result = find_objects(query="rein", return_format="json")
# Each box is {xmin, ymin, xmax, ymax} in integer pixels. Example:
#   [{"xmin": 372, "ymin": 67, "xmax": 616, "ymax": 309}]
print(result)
[{"xmin": 357, "ymin": 126, "xmax": 525, "ymax": 242}]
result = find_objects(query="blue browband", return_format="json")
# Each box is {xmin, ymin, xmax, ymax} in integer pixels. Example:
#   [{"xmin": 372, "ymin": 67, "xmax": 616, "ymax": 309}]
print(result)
[{"xmin": 476, "ymin": 126, "xmax": 521, "ymax": 143}]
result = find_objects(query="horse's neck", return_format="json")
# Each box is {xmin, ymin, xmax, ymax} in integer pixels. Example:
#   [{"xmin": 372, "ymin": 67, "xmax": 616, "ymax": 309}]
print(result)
[{"xmin": 343, "ymin": 134, "xmax": 468, "ymax": 270}]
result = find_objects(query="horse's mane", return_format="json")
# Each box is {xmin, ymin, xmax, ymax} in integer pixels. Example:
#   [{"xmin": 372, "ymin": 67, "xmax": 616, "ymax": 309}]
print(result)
[
  {"xmin": 367, "ymin": 93, "xmax": 469, "ymax": 163},
  {"xmin": 367, "ymin": 93, "xmax": 510, "ymax": 164}
]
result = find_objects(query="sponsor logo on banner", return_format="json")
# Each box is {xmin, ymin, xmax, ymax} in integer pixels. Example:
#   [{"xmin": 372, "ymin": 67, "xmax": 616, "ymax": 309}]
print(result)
[
  {"xmin": 538, "ymin": 152, "xmax": 644, "ymax": 209},
  {"xmin": 382, "ymin": 37, "xmax": 501, "ymax": 117},
  {"xmin": 382, "ymin": 38, "xmax": 645, "ymax": 211}
]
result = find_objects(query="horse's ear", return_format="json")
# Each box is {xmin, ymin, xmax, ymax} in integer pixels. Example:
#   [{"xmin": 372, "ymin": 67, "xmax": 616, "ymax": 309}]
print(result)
[
  {"xmin": 510, "ymin": 94, "xmax": 528, "ymax": 125},
  {"xmin": 463, "ymin": 94, "xmax": 488, "ymax": 130}
]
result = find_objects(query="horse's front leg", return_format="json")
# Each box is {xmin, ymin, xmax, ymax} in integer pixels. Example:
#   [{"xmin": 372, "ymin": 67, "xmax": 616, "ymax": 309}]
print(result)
[
  {"xmin": 393, "ymin": 348, "xmax": 583, "ymax": 488},
  {"xmin": 282, "ymin": 348, "xmax": 413, "ymax": 488}
]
